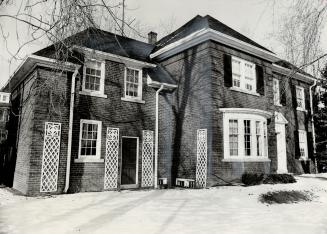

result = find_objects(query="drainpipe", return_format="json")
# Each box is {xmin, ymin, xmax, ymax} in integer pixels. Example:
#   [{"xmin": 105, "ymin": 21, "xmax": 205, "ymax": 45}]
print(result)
[
  {"xmin": 64, "ymin": 66, "xmax": 80, "ymax": 193},
  {"xmin": 309, "ymin": 79, "xmax": 317, "ymax": 173},
  {"xmin": 155, "ymin": 85, "xmax": 164, "ymax": 189}
]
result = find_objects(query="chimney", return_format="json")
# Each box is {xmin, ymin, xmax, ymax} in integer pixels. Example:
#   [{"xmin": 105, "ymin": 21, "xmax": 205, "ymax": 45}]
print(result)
[{"xmin": 148, "ymin": 31, "xmax": 157, "ymax": 44}]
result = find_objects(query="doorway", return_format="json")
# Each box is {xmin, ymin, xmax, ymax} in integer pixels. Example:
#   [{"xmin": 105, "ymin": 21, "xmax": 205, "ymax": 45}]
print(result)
[{"xmin": 121, "ymin": 137, "xmax": 139, "ymax": 188}]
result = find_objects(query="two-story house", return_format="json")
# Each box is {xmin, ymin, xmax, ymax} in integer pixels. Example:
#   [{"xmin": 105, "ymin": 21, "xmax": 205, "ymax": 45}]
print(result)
[{"xmin": 2, "ymin": 15, "xmax": 316, "ymax": 195}]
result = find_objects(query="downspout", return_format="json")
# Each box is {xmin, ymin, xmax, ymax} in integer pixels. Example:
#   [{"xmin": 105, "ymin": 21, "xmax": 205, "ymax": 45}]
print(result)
[
  {"xmin": 64, "ymin": 66, "xmax": 80, "ymax": 193},
  {"xmin": 309, "ymin": 79, "xmax": 317, "ymax": 173},
  {"xmin": 155, "ymin": 85, "xmax": 164, "ymax": 189}
]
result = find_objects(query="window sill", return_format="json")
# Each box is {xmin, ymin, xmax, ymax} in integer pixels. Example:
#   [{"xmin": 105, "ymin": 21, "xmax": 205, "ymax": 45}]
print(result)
[
  {"xmin": 74, "ymin": 158, "xmax": 104, "ymax": 163},
  {"xmin": 121, "ymin": 97, "xmax": 145, "ymax": 104},
  {"xmin": 274, "ymin": 103, "xmax": 282, "ymax": 107},
  {"xmin": 296, "ymin": 107, "xmax": 307, "ymax": 113},
  {"xmin": 229, "ymin": 87, "xmax": 260, "ymax": 97},
  {"xmin": 79, "ymin": 91, "xmax": 107, "ymax": 98},
  {"xmin": 299, "ymin": 157, "xmax": 310, "ymax": 161},
  {"xmin": 222, "ymin": 157, "xmax": 271, "ymax": 162}
]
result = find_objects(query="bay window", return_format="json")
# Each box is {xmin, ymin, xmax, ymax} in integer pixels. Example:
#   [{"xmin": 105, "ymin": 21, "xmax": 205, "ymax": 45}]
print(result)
[{"xmin": 221, "ymin": 108, "xmax": 271, "ymax": 161}]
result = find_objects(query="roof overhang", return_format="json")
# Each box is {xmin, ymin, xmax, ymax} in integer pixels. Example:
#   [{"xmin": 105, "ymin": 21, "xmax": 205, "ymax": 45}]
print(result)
[
  {"xmin": 272, "ymin": 64, "xmax": 317, "ymax": 83},
  {"xmin": 150, "ymin": 28, "xmax": 279, "ymax": 62},
  {"xmin": 3, "ymin": 55, "xmax": 80, "ymax": 92},
  {"xmin": 147, "ymin": 76, "xmax": 177, "ymax": 91},
  {"xmin": 74, "ymin": 46, "xmax": 156, "ymax": 68}
]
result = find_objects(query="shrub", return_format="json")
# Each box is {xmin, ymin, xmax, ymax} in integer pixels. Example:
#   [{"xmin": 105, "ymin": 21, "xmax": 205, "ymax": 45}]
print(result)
[
  {"xmin": 263, "ymin": 174, "xmax": 296, "ymax": 184},
  {"xmin": 241, "ymin": 173, "xmax": 264, "ymax": 186},
  {"xmin": 259, "ymin": 190, "xmax": 312, "ymax": 204}
]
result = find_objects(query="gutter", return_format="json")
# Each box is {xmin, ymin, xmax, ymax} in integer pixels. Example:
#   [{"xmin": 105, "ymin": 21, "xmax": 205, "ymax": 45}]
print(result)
[
  {"xmin": 309, "ymin": 79, "xmax": 317, "ymax": 173},
  {"xmin": 64, "ymin": 66, "xmax": 80, "ymax": 193}
]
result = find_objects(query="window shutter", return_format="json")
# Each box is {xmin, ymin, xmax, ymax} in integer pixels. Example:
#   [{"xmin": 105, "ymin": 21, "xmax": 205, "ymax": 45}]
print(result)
[
  {"xmin": 307, "ymin": 132, "xmax": 313, "ymax": 159},
  {"xmin": 223, "ymin": 54, "xmax": 232, "ymax": 87},
  {"xmin": 305, "ymin": 88, "xmax": 310, "ymax": 114},
  {"xmin": 291, "ymin": 85, "xmax": 298, "ymax": 108},
  {"xmin": 294, "ymin": 130, "xmax": 300, "ymax": 159},
  {"xmin": 280, "ymin": 79, "xmax": 286, "ymax": 106},
  {"xmin": 256, "ymin": 65, "xmax": 264, "ymax": 95}
]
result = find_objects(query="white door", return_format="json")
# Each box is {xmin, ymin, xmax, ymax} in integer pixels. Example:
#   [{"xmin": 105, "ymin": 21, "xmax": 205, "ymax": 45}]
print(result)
[{"xmin": 275, "ymin": 123, "xmax": 287, "ymax": 173}]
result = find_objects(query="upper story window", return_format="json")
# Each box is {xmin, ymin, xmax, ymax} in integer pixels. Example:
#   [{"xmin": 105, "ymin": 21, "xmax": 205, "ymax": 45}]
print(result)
[
  {"xmin": 298, "ymin": 130, "xmax": 308, "ymax": 160},
  {"xmin": 76, "ymin": 119, "xmax": 103, "ymax": 163},
  {"xmin": 0, "ymin": 130, "xmax": 7, "ymax": 142},
  {"xmin": 222, "ymin": 108, "xmax": 271, "ymax": 161},
  {"xmin": 273, "ymin": 78, "xmax": 280, "ymax": 105},
  {"xmin": 121, "ymin": 67, "xmax": 144, "ymax": 103},
  {"xmin": 296, "ymin": 86, "xmax": 305, "ymax": 110},
  {"xmin": 0, "ymin": 109, "xmax": 8, "ymax": 122},
  {"xmin": 232, "ymin": 56, "xmax": 256, "ymax": 93},
  {"xmin": 80, "ymin": 59, "xmax": 107, "ymax": 98},
  {"xmin": 0, "ymin": 92, "xmax": 10, "ymax": 104}
]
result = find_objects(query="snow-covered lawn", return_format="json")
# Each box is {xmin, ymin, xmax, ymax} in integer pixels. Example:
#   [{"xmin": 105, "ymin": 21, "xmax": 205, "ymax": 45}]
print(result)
[{"xmin": 1, "ymin": 174, "xmax": 327, "ymax": 234}]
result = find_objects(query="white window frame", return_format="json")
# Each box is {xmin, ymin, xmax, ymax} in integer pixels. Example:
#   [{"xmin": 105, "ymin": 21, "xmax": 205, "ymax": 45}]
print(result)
[
  {"xmin": 79, "ymin": 59, "xmax": 107, "ymax": 98},
  {"xmin": 298, "ymin": 130, "xmax": 308, "ymax": 160},
  {"xmin": 231, "ymin": 56, "xmax": 257, "ymax": 95},
  {"xmin": 296, "ymin": 86, "xmax": 306, "ymax": 111},
  {"xmin": 76, "ymin": 119, "xmax": 104, "ymax": 163},
  {"xmin": 121, "ymin": 67, "xmax": 144, "ymax": 103},
  {"xmin": 273, "ymin": 78, "xmax": 281, "ymax": 105},
  {"xmin": 221, "ymin": 109, "xmax": 270, "ymax": 162},
  {"xmin": 0, "ymin": 109, "xmax": 8, "ymax": 122}
]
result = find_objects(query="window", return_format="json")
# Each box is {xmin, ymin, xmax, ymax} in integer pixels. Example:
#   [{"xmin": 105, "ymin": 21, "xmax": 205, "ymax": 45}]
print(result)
[
  {"xmin": 123, "ymin": 67, "xmax": 143, "ymax": 101},
  {"xmin": 244, "ymin": 120, "xmax": 251, "ymax": 156},
  {"xmin": 81, "ymin": 59, "xmax": 106, "ymax": 98},
  {"xmin": 256, "ymin": 121, "xmax": 262, "ymax": 156},
  {"xmin": 0, "ymin": 130, "xmax": 7, "ymax": 142},
  {"xmin": 0, "ymin": 109, "xmax": 8, "ymax": 122},
  {"xmin": 231, "ymin": 57, "xmax": 256, "ymax": 93},
  {"xmin": 78, "ymin": 119, "xmax": 102, "ymax": 160},
  {"xmin": 298, "ymin": 130, "xmax": 308, "ymax": 160},
  {"xmin": 273, "ymin": 79, "xmax": 280, "ymax": 105},
  {"xmin": 0, "ymin": 93, "xmax": 10, "ymax": 104},
  {"xmin": 229, "ymin": 120, "xmax": 238, "ymax": 156},
  {"xmin": 221, "ymin": 108, "xmax": 271, "ymax": 160},
  {"xmin": 296, "ymin": 86, "xmax": 305, "ymax": 110}
]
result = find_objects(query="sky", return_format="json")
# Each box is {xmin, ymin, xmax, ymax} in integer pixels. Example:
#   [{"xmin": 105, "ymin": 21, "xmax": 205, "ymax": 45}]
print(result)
[{"xmin": 0, "ymin": 0, "xmax": 326, "ymax": 88}]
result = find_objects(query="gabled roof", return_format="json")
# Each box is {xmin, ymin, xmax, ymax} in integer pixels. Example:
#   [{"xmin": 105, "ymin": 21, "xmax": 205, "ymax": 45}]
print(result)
[
  {"xmin": 154, "ymin": 15, "xmax": 273, "ymax": 53},
  {"xmin": 34, "ymin": 27, "xmax": 155, "ymax": 63}
]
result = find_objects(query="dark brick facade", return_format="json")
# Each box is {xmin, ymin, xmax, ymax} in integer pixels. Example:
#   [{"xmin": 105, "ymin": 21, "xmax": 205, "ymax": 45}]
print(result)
[{"xmin": 6, "ymin": 30, "xmax": 315, "ymax": 195}]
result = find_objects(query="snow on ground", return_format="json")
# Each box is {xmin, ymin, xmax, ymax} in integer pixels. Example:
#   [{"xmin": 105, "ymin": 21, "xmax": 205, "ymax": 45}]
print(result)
[{"xmin": 1, "ymin": 174, "xmax": 327, "ymax": 234}]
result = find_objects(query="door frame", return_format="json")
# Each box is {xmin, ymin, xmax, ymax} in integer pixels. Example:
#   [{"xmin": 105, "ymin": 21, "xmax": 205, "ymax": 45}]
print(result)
[
  {"xmin": 275, "ymin": 112, "xmax": 288, "ymax": 173},
  {"xmin": 120, "ymin": 136, "xmax": 139, "ymax": 189}
]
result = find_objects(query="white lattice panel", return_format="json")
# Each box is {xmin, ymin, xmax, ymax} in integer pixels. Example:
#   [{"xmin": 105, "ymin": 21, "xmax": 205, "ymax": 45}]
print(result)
[
  {"xmin": 196, "ymin": 129, "xmax": 207, "ymax": 188},
  {"xmin": 40, "ymin": 122, "xmax": 61, "ymax": 192},
  {"xmin": 104, "ymin": 128, "xmax": 119, "ymax": 190},
  {"xmin": 142, "ymin": 130, "xmax": 154, "ymax": 187}
]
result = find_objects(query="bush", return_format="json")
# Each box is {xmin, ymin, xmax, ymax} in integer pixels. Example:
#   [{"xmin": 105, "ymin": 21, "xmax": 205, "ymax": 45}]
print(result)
[
  {"xmin": 259, "ymin": 190, "xmax": 312, "ymax": 204},
  {"xmin": 241, "ymin": 173, "xmax": 264, "ymax": 186},
  {"xmin": 263, "ymin": 174, "xmax": 296, "ymax": 184}
]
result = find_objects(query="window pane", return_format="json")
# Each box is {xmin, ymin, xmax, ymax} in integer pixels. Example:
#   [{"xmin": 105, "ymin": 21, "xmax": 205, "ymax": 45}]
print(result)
[
  {"xmin": 244, "ymin": 120, "xmax": 251, "ymax": 156},
  {"xmin": 229, "ymin": 120, "xmax": 238, "ymax": 156},
  {"xmin": 256, "ymin": 121, "xmax": 262, "ymax": 156}
]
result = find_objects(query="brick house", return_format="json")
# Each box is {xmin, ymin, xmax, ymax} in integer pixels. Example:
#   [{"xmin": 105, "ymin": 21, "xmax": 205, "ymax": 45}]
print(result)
[{"xmin": 1, "ymin": 15, "xmax": 316, "ymax": 195}]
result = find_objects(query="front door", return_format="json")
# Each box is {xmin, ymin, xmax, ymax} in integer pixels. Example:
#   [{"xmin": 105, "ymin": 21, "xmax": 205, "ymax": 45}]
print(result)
[
  {"xmin": 275, "ymin": 123, "xmax": 288, "ymax": 173},
  {"xmin": 121, "ymin": 137, "xmax": 138, "ymax": 188}
]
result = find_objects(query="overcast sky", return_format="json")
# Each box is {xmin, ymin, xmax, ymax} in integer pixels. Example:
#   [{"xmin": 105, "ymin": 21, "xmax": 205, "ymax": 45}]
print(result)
[{"xmin": 0, "ymin": 0, "xmax": 326, "ymax": 88}]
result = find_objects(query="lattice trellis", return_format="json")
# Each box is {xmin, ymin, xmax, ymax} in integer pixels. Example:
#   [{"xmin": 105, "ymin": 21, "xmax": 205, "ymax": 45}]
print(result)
[
  {"xmin": 104, "ymin": 128, "xmax": 119, "ymax": 190},
  {"xmin": 196, "ymin": 129, "xmax": 207, "ymax": 188},
  {"xmin": 141, "ymin": 130, "xmax": 154, "ymax": 187},
  {"xmin": 40, "ymin": 122, "xmax": 61, "ymax": 192}
]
